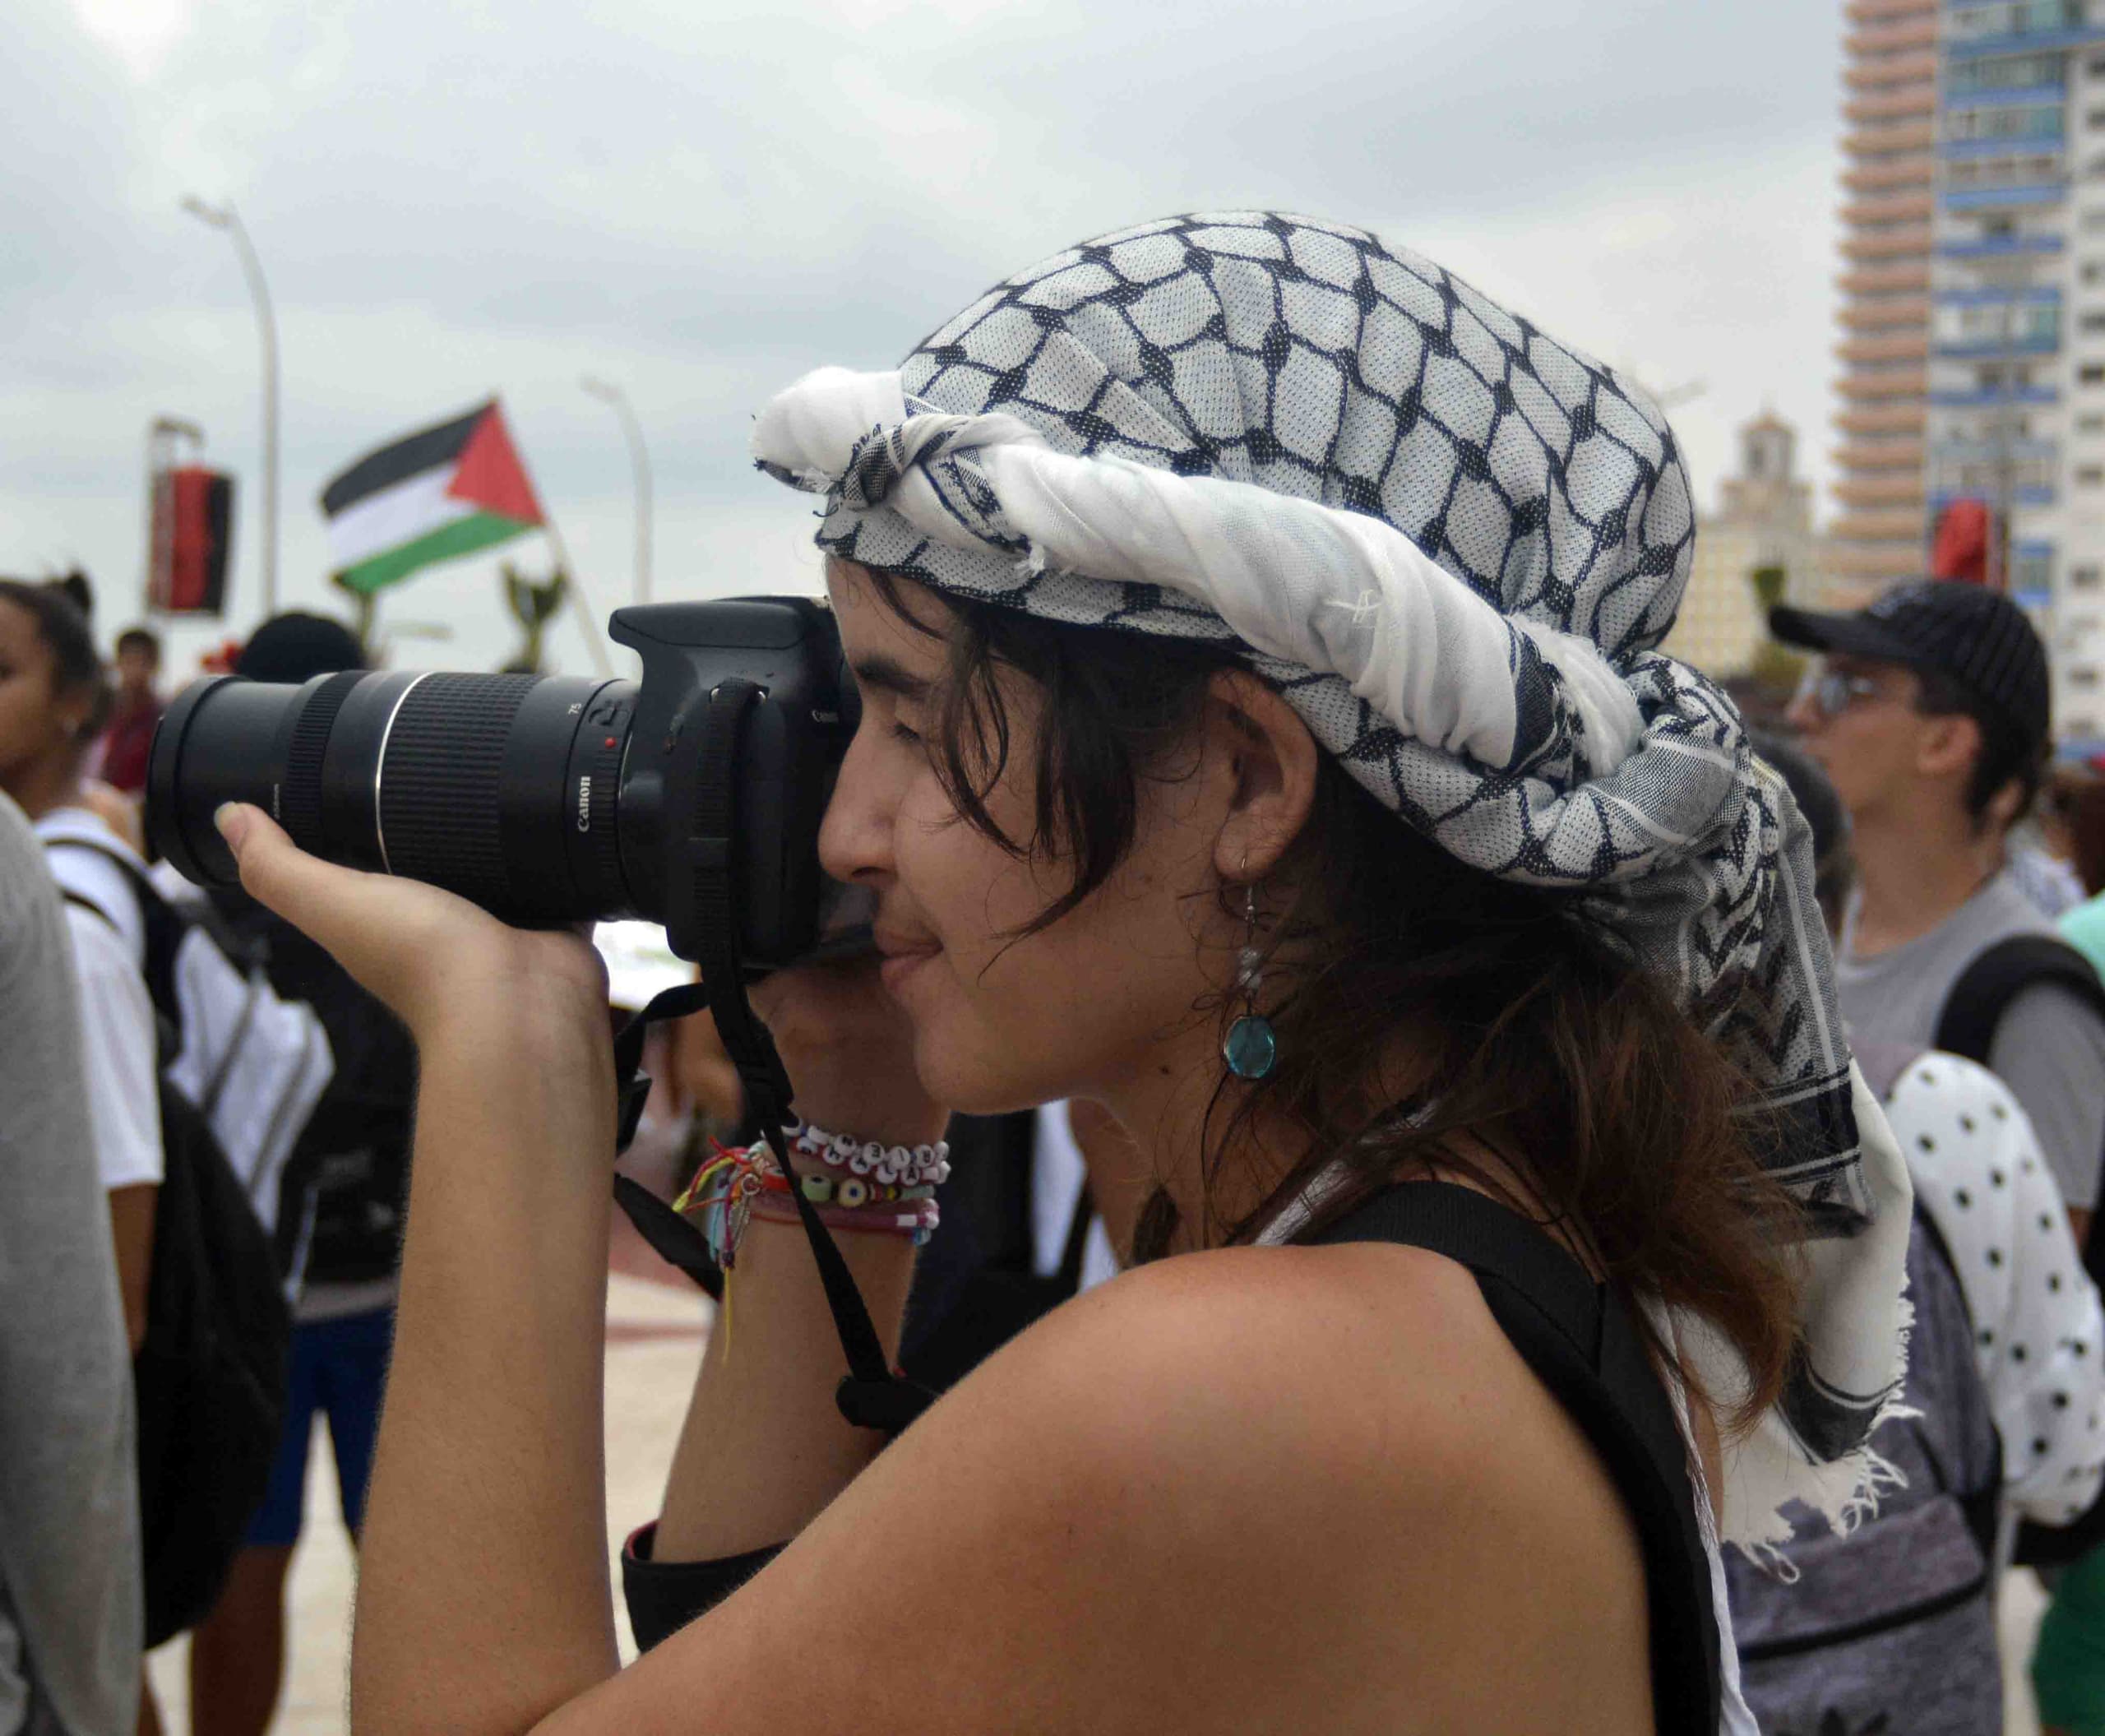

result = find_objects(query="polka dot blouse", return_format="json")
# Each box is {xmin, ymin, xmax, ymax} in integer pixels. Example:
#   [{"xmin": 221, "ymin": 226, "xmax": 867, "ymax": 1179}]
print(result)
[{"xmin": 1888, "ymin": 1053, "xmax": 2105, "ymax": 1525}]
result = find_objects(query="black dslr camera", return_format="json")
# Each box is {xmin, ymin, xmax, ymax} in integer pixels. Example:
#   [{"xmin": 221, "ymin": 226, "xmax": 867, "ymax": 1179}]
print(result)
[
  {"xmin": 146, "ymin": 598, "xmax": 869, "ymax": 970},
  {"xmin": 153, "ymin": 595, "xmax": 944, "ymax": 1433}
]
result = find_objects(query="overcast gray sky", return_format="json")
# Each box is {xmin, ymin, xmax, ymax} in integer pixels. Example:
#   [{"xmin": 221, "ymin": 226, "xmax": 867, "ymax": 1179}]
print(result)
[{"xmin": 5, "ymin": 0, "xmax": 1844, "ymax": 675}]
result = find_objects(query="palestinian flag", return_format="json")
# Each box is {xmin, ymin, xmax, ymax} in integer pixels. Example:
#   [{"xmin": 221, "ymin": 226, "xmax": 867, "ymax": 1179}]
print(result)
[{"xmin": 321, "ymin": 400, "xmax": 544, "ymax": 595}]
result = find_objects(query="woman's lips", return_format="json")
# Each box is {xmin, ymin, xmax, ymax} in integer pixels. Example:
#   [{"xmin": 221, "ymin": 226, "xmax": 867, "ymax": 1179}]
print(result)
[{"xmin": 878, "ymin": 946, "xmax": 939, "ymax": 996}]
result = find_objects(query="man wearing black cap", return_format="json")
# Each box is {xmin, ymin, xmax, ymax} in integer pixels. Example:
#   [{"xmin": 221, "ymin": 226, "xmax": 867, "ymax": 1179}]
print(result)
[{"xmin": 1775, "ymin": 579, "xmax": 2105, "ymax": 1234}]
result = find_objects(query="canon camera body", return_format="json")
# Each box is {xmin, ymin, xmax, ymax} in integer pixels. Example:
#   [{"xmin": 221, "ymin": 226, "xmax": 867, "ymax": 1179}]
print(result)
[{"xmin": 146, "ymin": 598, "xmax": 869, "ymax": 971}]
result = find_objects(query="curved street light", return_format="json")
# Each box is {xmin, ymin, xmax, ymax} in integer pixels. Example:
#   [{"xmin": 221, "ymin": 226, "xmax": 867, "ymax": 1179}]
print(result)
[
  {"xmin": 182, "ymin": 196, "xmax": 280, "ymax": 618},
  {"xmin": 581, "ymin": 376, "xmax": 653, "ymax": 608}
]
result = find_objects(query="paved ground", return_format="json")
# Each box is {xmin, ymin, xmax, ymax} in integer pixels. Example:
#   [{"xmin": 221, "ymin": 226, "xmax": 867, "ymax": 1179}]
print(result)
[
  {"xmin": 2006, "ymin": 1571, "xmax": 2049, "ymax": 1736},
  {"xmin": 147, "ymin": 1212, "xmax": 2052, "ymax": 1732}
]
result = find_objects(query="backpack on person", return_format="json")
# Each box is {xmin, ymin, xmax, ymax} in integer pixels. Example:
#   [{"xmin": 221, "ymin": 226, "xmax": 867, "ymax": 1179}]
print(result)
[
  {"xmin": 207, "ymin": 887, "xmax": 418, "ymax": 1287},
  {"xmin": 1934, "ymin": 933, "xmax": 2105, "ymax": 1293},
  {"xmin": 1725, "ymin": 1211, "xmax": 2004, "ymax": 1736},
  {"xmin": 1869, "ymin": 1019, "xmax": 2105, "ymax": 1574},
  {"xmin": 1934, "ymin": 933, "xmax": 2105, "ymax": 1106},
  {"xmin": 49, "ymin": 837, "xmax": 331, "ymax": 1645}
]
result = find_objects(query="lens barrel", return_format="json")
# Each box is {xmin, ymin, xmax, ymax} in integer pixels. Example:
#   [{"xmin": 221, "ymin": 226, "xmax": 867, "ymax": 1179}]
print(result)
[
  {"xmin": 148, "ymin": 598, "xmax": 863, "ymax": 968},
  {"xmin": 148, "ymin": 668, "xmax": 641, "ymax": 926}
]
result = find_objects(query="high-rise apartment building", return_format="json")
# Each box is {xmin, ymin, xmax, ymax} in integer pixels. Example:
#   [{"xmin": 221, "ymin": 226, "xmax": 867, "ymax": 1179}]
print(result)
[
  {"xmin": 1832, "ymin": 0, "xmax": 1939, "ymax": 599},
  {"xmin": 1833, "ymin": 0, "xmax": 2105, "ymax": 746}
]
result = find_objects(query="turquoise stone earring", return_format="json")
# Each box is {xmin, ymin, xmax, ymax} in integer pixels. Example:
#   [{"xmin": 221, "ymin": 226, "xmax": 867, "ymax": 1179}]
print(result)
[{"xmin": 1223, "ymin": 882, "xmax": 1277, "ymax": 1081}]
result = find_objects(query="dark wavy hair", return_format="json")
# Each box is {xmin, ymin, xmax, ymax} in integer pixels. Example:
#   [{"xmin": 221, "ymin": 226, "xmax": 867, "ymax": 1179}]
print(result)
[
  {"xmin": 859, "ymin": 563, "xmax": 1803, "ymax": 1430},
  {"xmin": 0, "ymin": 577, "xmax": 113, "ymax": 743}
]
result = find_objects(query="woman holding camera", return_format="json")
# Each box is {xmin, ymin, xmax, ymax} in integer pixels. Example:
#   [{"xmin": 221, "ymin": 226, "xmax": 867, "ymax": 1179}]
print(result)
[{"xmin": 215, "ymin": 214, "xmax": 1912, "ymax": 1734}]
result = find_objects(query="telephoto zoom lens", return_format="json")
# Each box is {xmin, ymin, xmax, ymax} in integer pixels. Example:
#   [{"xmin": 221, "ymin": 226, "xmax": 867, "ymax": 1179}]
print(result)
[{"xmin": 148, "ymin": 668, "xmax": 641, "ymax": 927}]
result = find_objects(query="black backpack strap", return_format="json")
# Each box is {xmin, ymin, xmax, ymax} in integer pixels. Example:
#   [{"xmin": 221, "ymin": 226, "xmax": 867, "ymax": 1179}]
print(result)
[
  {"xmin": 622, "ymin": 679, "xmax": 933, "ymax": 1437},
  {"xmin": 1309, "ymin": 1181, "xmax": 1721, "ymax": 1736},
  {"xmin": 60, "ymin": 885, "xmax": 114, "ymax": 925},
  {"xmin": 1931, "ymin": 933, "xmax": 2105, "ymax": 1299},
  {"xmin": 1934, "ymin": 934, "xmax": 2105, "ymax": 1067},
  {"xmin": 1053, "ymin": 1183, "xmax": 1096, "ymax": 1294},
  {"xmin": 56, "ymin": 873, "xmax": 187, "ymax": 1074},
  {"xmin": 1902, "ymin": 1207, "xmax": 2006, "ymax": 1562},
  {"xmin": 44, "ymin": 836, "xmax": 187, "ymax": 1032}
]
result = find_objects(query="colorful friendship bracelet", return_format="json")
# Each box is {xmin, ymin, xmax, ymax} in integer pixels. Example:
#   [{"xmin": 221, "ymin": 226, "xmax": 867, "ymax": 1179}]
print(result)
[{"xmin": 672, "ymin": 1127, "xmax": 944, "ymax": 1271}]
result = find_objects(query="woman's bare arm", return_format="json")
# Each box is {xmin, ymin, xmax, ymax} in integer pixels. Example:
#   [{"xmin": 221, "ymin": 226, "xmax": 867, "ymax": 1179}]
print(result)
[
  {"xmin": 651, "ymin": 1217, "xmax": 918, "ymax": 1559},
  {"xmin": 213, "ymin": 806, "xmax": 946, "ymax": 1735},
  {"xmin": 107, "ymin": 1183, "xmax": 155, "ymax": 1353},
  {"xmin": 654, "ymin": 961, "xmax": 946, "ymax": 1560},
  {"xmin": 348, "ymin": 997, "xmax": 622, "ymax": 1736}
]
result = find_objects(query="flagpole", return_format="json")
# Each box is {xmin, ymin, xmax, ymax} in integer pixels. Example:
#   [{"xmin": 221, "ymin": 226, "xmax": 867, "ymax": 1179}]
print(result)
[{"xmin": 536, "ymin": 516, "xmax": 616, "ymax": 677}]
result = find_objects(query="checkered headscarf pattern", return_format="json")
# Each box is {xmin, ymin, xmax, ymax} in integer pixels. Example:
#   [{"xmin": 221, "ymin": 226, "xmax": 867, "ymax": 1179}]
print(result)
[{"xmin": 759, "ymin": 212, "xmax": 1908, "ymax": 1502}]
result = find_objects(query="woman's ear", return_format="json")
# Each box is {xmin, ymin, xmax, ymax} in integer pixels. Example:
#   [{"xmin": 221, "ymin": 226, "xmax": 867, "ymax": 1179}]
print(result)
[{"xmin": 1202, "ymin": 670, "xmax": 1319, "ymax": 883}]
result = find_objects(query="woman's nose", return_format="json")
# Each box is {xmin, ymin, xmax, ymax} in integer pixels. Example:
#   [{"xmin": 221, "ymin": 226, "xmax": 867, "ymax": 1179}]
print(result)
[{"xmin": 818, "ymin": 731, "xmax": 895, "ymax": 885}]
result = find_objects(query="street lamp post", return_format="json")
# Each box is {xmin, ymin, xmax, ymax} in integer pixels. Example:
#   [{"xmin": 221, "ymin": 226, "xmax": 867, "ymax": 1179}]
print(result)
[
  {"xmin": 581, "ymin": 376, "xmax": 653, "ymax": 608},
  {"xmin": 182, "ymin": 197, "xmax": 279, "ymax": 618}
]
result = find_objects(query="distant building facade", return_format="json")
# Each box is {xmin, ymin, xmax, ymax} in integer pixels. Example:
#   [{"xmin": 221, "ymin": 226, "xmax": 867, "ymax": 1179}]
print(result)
[
  {"xmin": 1833, "ymin": 0, "xmax": 2105, "ymax": 748},
  {"xmin": 1666, "ymin": 414, "xmax": 1820, "ymax": 680}
]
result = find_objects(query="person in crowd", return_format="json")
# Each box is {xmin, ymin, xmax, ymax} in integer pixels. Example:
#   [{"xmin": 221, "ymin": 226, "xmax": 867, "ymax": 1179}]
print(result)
[
  {"xmin": 2060, "ymin": 766, "xmax": 2105, "ymax": 899},
  {"xmin": 0, "ymin": 789, "xmax": 142, "ymax": 1736},
  {"xmin": 1725, "ymin": 734, "xmax": 2105, "ymax": 1734},
  {"xmin": 2013, "ymin": 819, "xmax": 2089, "ymax": 920},
  {"xmin": 1776, "ymin": 581, "xmax": 2105, "ymax": 1237},
  {"xmin": 0, "ymin": 580, "xmax": 160, "ymax": 1355},
  {"xmin": 96, "ymin": 627, "xmax": 164, "ymax": 798},
  {"xmin": 209, "ymin": 215, "xmax": 1911, "ymax": 1734},
  {"xmin": 0, "ymin": 579, "xmax": 168, "ymax": 1734},
  {"xmin": 2057, "ymin": 767, "xmax": 2105, "ymax": 976},
  {"xmin": 186, "ymin": 612, "xmax": 414, "ymax": 1736}
]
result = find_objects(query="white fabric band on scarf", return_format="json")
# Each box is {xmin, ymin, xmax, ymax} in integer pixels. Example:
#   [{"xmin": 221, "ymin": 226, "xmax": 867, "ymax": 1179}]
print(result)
[{"xmin": 754, "ymin": 368, "xmax": 1645, "ymax": 773}]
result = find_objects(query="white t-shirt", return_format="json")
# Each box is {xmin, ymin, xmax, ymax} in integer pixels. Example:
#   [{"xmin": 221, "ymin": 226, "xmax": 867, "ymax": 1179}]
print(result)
[
  {"xmin": 1029, "ymin": 1101, "xmax": 1119, "ymax": 1293},
  {"xmin": 37, "ymin": 808, "xmax": 164, "ymax": 1193}
]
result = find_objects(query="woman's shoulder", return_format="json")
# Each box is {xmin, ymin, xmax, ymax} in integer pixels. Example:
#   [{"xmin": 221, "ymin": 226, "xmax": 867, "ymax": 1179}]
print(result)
[
  {"xmin": 797, "ymin": 1238, "xmax": 1654, "ymax": 1731},
  {"xmin": 909, "ymin": 1237, "xmax": 1631, "ymax": 1552}
]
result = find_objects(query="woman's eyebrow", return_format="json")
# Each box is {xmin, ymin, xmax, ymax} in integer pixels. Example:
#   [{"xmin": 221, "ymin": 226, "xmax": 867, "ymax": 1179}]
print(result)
[{"xmin": 850, "ymin": 655, "xmax": 932, "ymax": 700}]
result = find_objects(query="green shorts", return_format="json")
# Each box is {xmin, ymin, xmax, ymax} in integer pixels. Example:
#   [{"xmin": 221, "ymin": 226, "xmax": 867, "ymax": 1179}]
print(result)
[{"xmin": 2035, "ymin": 1549, "xmax": 2105, "ymax": 1733}]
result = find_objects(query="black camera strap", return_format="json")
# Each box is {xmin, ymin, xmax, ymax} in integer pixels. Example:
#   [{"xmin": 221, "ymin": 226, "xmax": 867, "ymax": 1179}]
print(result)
[{"xmin": 610, "ymin": 678, "xmax": 935, "ymax": 1437}]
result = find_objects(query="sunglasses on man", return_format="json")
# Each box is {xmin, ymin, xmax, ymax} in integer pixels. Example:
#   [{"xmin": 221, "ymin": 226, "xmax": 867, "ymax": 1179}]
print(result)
[{"xmin": 1793, "ymin": 664, "xmax": 1887, "ymax": 721}]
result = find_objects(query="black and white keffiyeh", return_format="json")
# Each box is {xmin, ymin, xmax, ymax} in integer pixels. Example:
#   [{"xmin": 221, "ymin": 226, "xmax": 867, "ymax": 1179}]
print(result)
[{"xmin": 752, "ymin": 211, "xmax": 1910, "ymax": 1546}]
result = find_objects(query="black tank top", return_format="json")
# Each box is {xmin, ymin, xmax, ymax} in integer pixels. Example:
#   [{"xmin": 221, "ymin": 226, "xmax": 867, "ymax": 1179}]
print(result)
[
  {"xmin": 1309, "ymin": 1180, "xmax": 1723, "ymax": 1735},
  {"xmin": 624, "ymin": 1179, "xmax": 1723, "ymax": 1734}
]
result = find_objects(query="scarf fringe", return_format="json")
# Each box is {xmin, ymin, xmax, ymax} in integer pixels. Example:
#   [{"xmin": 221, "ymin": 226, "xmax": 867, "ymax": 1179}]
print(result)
[{"xmin": 1707, "ymin": 1280, "xmax": 1916, "ymax": 1557}]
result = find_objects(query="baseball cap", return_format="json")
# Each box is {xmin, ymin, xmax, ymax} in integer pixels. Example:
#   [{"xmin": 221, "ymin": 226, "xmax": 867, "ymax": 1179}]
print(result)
[{"xmin": 1770, "ymin": 579, "xmax": 2049, "ymax": 751}]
